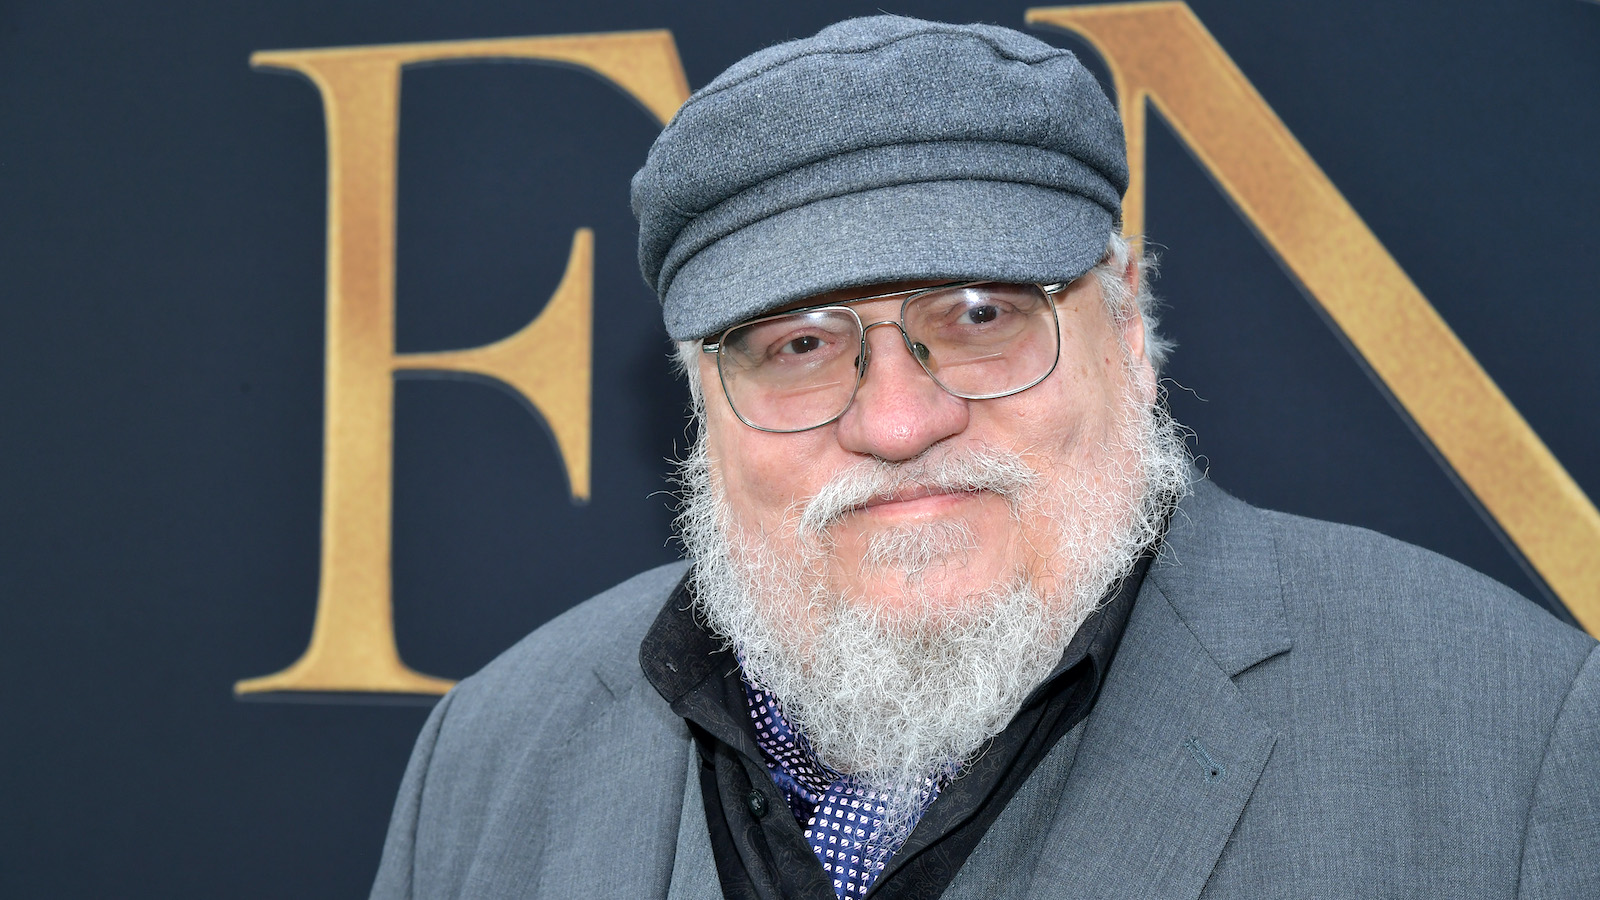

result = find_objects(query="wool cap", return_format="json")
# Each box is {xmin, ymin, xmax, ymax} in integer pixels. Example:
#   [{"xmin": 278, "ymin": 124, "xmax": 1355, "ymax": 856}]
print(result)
[{"xmin": 632, "ymin": 15, "xmax": 1128, "ymax": 341}]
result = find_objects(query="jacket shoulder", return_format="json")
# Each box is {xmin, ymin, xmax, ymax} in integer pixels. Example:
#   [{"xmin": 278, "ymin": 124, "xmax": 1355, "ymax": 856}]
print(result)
[
  {"xmin": 371, "ymin": 562, "xmax": 693, "ymax": 898},
  {"xmin": 1158, "ymin": 478, "xmax": 1593, "ymax": 684},
  {"xmin": 1256, "ymin": 502, "xmax": 1590, "ymax": 660}
]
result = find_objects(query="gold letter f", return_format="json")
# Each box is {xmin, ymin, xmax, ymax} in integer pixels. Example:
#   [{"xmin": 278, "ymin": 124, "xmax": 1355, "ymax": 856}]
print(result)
[{"xmin": 236, "ymin": 32, "xmax": 689, "ymax": 696}]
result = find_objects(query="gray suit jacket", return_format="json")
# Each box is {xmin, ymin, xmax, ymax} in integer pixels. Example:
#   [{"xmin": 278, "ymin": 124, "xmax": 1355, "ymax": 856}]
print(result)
[{"xmin": 371, "ymin": 480, "xmax": 1600, "ymax": 898}]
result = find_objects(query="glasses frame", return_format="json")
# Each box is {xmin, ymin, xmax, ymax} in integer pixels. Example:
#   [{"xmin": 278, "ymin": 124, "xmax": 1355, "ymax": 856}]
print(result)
[{"xmin": 702, "ymin": 280, "xmax": 1070, "ymax": 433}]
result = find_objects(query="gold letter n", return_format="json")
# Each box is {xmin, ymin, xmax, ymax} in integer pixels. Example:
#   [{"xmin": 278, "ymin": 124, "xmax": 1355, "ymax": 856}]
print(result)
[
  {"xmin": 235, "ymin": 32, "xmax": 690, "ymax": 695},
  {"xmin": 1029, "ymin": 2, "xmax": 1600, "ymax": 635}
]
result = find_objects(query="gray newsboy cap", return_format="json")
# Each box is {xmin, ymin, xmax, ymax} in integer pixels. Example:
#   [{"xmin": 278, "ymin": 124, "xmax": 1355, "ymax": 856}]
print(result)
[{"xmin": 632, "ymin": 15, "xmax": 1128, "ymax": 342}]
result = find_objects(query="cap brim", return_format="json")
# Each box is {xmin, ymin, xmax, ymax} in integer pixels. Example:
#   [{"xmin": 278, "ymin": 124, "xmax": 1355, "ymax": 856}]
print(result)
[{"xmin": 663, "ymin": 179, "xmax": 1114, "ymax": 342}]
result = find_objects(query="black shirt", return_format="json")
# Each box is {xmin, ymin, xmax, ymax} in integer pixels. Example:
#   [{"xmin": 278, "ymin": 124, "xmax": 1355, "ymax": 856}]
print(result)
[{"xmin": 639, "ymin": 553, "xmax": 1149, "ymax": 900}]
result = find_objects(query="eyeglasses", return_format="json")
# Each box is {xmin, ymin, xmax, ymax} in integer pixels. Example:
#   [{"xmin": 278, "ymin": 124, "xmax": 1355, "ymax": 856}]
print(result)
[{"xmin": 702, "ymin": 281, "xmax": 1067, "ymax": 433}]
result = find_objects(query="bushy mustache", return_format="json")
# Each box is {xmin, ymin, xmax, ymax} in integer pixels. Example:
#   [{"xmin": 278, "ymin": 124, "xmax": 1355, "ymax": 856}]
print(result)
[{"xmin": 795, "ymin": 447, "xmax": 1042, "ymax": 544}]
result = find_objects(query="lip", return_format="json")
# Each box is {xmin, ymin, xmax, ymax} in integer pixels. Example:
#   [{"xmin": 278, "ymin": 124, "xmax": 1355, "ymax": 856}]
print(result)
[{"xmin": 850, "ymin": 487, "xmax": 979, "ymax": 521}]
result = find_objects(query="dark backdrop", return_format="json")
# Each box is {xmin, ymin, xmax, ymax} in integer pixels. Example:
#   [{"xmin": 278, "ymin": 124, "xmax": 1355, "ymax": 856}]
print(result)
[{"xmin": 3, "ymin": 1, "xmax": 1597, "ymax": 896}]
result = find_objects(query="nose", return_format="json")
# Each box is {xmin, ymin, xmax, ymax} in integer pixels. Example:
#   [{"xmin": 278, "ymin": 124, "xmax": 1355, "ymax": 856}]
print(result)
[{"xmin": 834, "ymin": 321, "xmax": 969, "ymax": 461}]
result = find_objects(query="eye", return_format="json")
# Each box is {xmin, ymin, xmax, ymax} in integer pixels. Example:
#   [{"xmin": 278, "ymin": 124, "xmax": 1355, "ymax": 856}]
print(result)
[
  {"xmin": 917, "ymin": 283, "xmax": 1046, "ymax": 329},
  {"xmin": 946, "ymin": 298, "xmax": 1021, "ymax": 330},
  {"xmin": 960, "ymin": 304, "xmax": 1002, "ymax": 326},
  {"xmin": 755, "ymin": 324, "xmax": 851, "ymax": 365},
  {"xmin": 723, "ymin": 309, "xmax": 858, "ymax": 371},
  {"xmin": 781, "ymin": 334, "xmax": 824, "ymax": 355}
]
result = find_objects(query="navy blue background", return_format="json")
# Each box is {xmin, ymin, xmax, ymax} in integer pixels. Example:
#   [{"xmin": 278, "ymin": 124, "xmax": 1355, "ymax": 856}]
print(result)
[{"xmin": 3, "ymin": 1, "xmax": 1596, "ymax": 896}]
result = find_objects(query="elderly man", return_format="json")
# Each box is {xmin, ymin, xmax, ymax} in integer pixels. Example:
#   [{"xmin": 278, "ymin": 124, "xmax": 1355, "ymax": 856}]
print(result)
[{"xmin": 370, "ymin": 16, "xmax": 1599, "ymax": 899}]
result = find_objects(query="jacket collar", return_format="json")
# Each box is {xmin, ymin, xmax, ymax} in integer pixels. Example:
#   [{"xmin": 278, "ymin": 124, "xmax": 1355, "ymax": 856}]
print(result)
[
  {"xmin": 1151, "ymin": 476, "xmax": 1293, "ymax": 676},
  {"xmin": 967, "ymin": 476, "xmax": 1290, "ymax": 900}
]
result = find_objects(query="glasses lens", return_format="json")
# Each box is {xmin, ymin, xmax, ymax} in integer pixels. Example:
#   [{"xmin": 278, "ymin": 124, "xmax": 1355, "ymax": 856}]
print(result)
[
  {"xmin": 717, "ymin": 309, "xmax": 862, "ymax": 431},
  {"xmin": 903, "ymin": 283, "xmax": 1059, "ymax": 398}
]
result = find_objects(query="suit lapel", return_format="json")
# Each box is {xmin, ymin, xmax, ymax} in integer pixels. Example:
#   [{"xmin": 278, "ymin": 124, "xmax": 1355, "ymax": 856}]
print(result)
[
  {"xmin": 667, "ymin": 745, "xmax": 724, "ymax": 900},
  {"xmin": 1020, "ymin": 480, "xmax": 1290, "ymax": 899}
]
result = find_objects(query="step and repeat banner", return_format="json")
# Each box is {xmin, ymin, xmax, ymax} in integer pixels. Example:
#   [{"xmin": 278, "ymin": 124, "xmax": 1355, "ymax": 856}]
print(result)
[{"xmin": 5, "ymin": 1, "xmax": 1598, "ymax": 896}]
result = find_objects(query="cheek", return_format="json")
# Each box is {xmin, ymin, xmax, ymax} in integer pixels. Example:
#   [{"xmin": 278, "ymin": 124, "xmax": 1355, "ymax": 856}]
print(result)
[
  {"xmin": 706, "ymin": 415, "xmax": 835, "ymax": 531},
  {"xmin": 993, "ymin": 345, "xmax": 1131, "ymax": 466}
]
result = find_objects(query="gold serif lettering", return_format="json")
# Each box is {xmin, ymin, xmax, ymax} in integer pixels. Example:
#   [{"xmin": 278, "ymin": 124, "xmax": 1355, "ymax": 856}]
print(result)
[
  {"xmin": 1028, "ymin": 2, "xmax": 1600, "ymax": 635},
  {"xmin": 235, "ymin": 32, "xmax": 691, "ymax": 696}
]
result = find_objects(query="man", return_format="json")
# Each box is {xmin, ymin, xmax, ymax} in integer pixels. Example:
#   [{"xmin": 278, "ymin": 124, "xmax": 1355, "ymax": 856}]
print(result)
[{"xmin": 371, "ymin": 16, "xmax": 1599, "ymax": 899}]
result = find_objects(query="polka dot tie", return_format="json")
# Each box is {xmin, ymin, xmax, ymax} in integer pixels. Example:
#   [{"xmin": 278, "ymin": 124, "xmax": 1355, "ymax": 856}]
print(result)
[{"xmin": 744, "ymin": 680, "xmax": 940, "ymax": 899}]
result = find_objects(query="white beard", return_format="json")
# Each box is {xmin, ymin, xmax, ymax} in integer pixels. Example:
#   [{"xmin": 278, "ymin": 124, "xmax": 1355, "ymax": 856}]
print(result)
[{"xmin": 674, "ymin": 381, "xmax": 1191, "ymax": 845}]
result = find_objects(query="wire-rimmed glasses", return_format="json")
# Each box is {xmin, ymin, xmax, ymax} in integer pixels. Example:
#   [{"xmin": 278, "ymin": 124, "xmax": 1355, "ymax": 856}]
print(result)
[{"xmin": 702, "ymin": 281, "xmax": 1067, "ymax": 433}]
